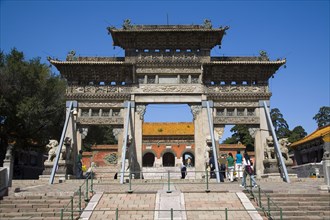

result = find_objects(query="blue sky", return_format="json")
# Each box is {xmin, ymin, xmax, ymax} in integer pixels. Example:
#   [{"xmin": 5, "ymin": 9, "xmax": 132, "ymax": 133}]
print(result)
[{"xmin": 1, "ymin": 0, "xmax": 329, "ymax": 141}]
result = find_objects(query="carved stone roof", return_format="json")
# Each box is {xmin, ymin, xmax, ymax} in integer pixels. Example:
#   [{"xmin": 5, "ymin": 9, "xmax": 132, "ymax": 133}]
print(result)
[
  {"xmin": 108, "ymin": 25, "xmax": 228, "ymax": 50},
  {"xmin": 49, "ymin": 59, "xmax": 133, "ymax": 84},
  {"xmin": 203, "ymin": 59, "xmax": 286, "ymax": 82}
]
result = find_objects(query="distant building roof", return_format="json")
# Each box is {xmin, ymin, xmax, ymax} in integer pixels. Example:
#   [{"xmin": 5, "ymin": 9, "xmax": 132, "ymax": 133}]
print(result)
[
  {"xmin": 218, "ymin": 144, "xmax": 246, "ymax": 149},
  {"xmin": 291, "ymin": 125, "xmax": 330, "ymax": 149},
  {"xmin": 143, "ymin": 122, "xmax": 194, "ymax": 136}
]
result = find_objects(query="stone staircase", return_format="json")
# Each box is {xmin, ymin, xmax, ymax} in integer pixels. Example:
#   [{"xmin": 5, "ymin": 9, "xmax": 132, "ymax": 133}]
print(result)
[
  {"xmin": 0, "ymin": 179, "xmax": 89, "ymax": 220},
  {"xmin": 259, "ymin": 192, "xmax": 330, "ymax": 220},
  {"xmin": 0, "ymin": 194, "xmax": 84, "ymax": 220}
]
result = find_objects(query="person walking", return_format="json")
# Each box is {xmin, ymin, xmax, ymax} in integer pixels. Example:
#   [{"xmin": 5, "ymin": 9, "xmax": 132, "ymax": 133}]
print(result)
[
  {"xmin": 181, "ymin": 163, "xmax": 187, "ymax": 179},
  {"xmin": 227, "ymin": 153, "xmax": 235, "ymax": 182},
  {"xmin": 240, "ymin": 152, "xmax": 257, "ymax": 188},
  {"xmin": 235, "ymin": 150, "xmax": 243, "ymax": 179}
]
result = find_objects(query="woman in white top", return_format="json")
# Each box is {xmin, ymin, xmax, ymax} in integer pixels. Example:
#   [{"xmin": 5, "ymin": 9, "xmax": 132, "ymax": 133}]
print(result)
[{"xmin": 240, "ymin": 152, "xmax": 257, "ymax": 188}]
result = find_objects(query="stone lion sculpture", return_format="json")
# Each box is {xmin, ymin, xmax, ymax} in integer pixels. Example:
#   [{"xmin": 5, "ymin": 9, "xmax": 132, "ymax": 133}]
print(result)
[
  {"xmin": 264, "ymin": 136, "xmax": 291, "ymax": 161},
  {"xmin": 46, "ymin": 139, "xmax": 67, "ymax": 162}
]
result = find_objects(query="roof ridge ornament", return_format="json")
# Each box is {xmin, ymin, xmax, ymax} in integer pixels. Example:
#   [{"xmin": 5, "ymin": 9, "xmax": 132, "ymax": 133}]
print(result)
[
  {"xmin": 66, "ymin": 50, "xmax": 77, "ymax": 61},
  {"xmin": 259, "ymin": 50, "xmax": 269, "ymax": 61},
  {"xmin": 123, "ymin": 19, "xmax": 133, "ymax": 30},
  {"xmin": 202, "ymin": 19, "xmax": 212, "ymax": 29}
]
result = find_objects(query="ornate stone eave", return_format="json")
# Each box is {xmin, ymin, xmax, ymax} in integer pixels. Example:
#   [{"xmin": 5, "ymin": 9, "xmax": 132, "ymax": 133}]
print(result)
[
  {"xmin": 207, "ymin": 93, "xmax": 272, "ymax": 101},
  {"xmin": 65, "ymin": 93, "xmax": 130, "ymax": 101},
  {"xmin": 49, "ymin": 59, "xmax": 126, "ymax": 65}
]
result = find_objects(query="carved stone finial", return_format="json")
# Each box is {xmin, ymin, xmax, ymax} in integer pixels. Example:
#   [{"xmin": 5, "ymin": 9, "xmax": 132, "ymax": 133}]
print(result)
[
  {"xmin": 5, "ymin": 144, "xmax": 13, "ymax": 161},
  {"xmin": 202, "ymin": 19, "xmax": 212, "ymax": 29},
  {"xmin": 190, "ymin": 105, "xmax": 202, "ymax": 120},
  {"xmin": 113, "ymin": 128, "xmax": 123, "ymax": 141},
  {"xmin": 136, "ymin": 105, "xmax": 146, "ymax": 120},
  {"xmin": 122, "ymin": 19, "xmax": 133, "ymax": 30},
  {"xmin": 66, "ymin": 50, "xmax": 77, "ymax": 61}
]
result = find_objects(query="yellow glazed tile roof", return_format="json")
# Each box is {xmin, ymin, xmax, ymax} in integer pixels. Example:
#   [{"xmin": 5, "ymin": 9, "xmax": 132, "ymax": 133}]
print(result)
[
  {"xmin": 143, "ymin": 122, "xmax": 194, "ymax": 136},
  {"xmin": 291, "ymin": 125, "xmax": 330, "ymax": 148}
]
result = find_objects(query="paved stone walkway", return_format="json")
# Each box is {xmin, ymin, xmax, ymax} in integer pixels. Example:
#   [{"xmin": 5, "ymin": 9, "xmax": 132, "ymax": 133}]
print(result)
[{"xmin": 6, "ymin": 177, "xmax": 328, "ymax": 220}]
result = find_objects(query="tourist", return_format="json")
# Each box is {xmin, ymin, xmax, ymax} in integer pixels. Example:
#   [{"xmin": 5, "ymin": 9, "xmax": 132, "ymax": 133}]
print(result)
[
  {"xmin": 235, "ymin": 150, "xmax": 243, "ymax": 179},
  {"xmin": 219, "ymin": 154, "xmax": 226, "ymax": 182},
  {"xmin": 240, "ymin": 152, "xmax": 257, "ymax": 188},
  {"xmin": 187, "ymin": 157, "xmax": 192, "ymax": 167},
  {"xmin": 227, "ymin": 153, "xmax": 235, "ymax": 182},
  {"xmin": 76, "ymin": 150, "xmax": 83, "ymax": 179},
  {"xmin": 181, "ymin": 163, "xmax": 187, "ymax": 179},
  {"xmin": 209, "ymin": 156, "xmax": 216, "ymax": 178}
]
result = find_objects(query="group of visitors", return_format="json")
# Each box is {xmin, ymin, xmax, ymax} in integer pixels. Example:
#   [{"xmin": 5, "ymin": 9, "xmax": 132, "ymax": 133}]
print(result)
[{"xmin": 208, "ymin": 150, "xmax": 257, "ymax": 187}]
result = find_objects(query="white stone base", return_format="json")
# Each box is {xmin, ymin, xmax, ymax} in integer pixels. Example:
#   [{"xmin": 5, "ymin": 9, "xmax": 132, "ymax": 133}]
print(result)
[{"xmin": 260, "ymin": 173, "xmax": 297, "ymax": 181}]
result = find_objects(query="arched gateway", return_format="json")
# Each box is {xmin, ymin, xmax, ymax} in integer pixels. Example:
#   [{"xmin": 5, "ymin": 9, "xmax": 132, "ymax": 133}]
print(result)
[{"xmin": 49, "ymin": 20, "xmax": 287, "ymax": 182}]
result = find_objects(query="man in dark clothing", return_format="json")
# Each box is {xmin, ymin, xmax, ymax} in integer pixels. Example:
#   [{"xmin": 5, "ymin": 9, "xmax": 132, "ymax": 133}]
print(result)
[
  {"xmin": 209, "ymin": 156, "xmax": 216, "ymax": 178},
  {"xmin": 181, "ymin": 164, "xmax": 187, "ymax": 179}
]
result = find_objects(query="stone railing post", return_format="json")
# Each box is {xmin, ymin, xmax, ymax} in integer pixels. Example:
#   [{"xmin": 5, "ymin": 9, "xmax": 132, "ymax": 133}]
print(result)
[{"xmin": 322, "ymin": 151, "xmax": 330, "ymax": 187}]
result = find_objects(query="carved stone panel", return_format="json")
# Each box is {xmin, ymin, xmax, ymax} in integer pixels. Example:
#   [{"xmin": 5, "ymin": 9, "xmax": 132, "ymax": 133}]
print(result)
[
  {"xmin": 207, "ymin": 85, "xmax": 267, "ymax": 93},
  {"xmin": 213, "ymin": 116, "xmax": 260, "ymax": 125},
  {"xmin": 133, "ymin": 84, "xmax": 203, "ymax": 94},
  {"xmin": 214, "ymin": 102, "xmax": 259, "ymax": 107},
  {"xmin": 79, "ymin": 102, "xmax": 123, "ymax": 108},
  {"xmin": 77, "ymin": 117, "xmax": 124, "ymax": 125}
]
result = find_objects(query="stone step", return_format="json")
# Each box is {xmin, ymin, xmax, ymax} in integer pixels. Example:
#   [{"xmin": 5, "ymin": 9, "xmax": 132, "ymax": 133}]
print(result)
[
  {"xmin": 270, "ymin": 216, "xmax": 328, "ymax": 220},
  {"xmin": 261, "ymin": 196, "xmax": 330, "ymax": 202},
  {"xmin": 270, "ymin": 210, "xmax": 330, "ymax": 217}
]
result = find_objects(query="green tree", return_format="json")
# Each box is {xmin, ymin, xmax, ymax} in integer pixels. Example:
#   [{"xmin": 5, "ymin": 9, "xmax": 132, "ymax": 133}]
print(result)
[
  {"xmin": 82, "ymin": 125, "xmax": 117, "ymax": 151},
  {"xmin": 270, "ymin": 108, "xmax": 290, "ymax": 138},
  {"xmin": 0, "ymin": 49, "xmax": 66, "ymax": 165},
  {"xmin": 288, "ymin": 125, "xmax": 307, "ymax": 143},
  {"xmin": 313, "ymin": 106, "xmax": 330, "ymax": 128},
  {"xmin": 222, "ymin": 125, "xmax": 254, "ymax": 151}
]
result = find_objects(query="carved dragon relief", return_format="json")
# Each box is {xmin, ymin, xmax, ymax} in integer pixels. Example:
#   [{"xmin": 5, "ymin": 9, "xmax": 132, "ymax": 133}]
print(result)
[
  {"xmin": 77, "ymin": 117, "xmax": 124, "ymax": 125},
  {"xmin": 133, "ymin": 85, "xmax": 203, "ymax": 93},
  {"xmin": 206, "ymin": 85, "xmax": 267, "ymax": 93},
  {"xmin": 214, "ymin": 102, "xmax": 259, "ymax": 107},
  {"xmin": 79, "ymin": 102, "xmax": 123, "ymax": 108}
]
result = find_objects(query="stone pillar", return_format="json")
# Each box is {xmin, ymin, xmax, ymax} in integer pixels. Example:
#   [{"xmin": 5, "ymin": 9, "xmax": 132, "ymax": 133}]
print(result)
[
  {"xmin": 113, "ymin": 128, "xmax": 123, "ymax": 167},
  {"xmin": 191, "ymin": 104, "xmax": 206, "ymax": 178},
  {"xmin": 3, "ymin": 144, "xmax": 14, "ymax": 187},
  {"xmin": 135, "ymin": 104, "xmax": 146, "ymax": 167},
  {"xmin": 255, "ymin": 106, "xmax": 268, "ymax": 177},
  {"xmin": 322, "ymin": 150, "xmax": 330, "ymax": 187}
]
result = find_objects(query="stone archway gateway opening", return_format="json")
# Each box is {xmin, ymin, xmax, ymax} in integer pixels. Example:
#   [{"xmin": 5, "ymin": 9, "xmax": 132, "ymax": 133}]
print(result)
[
  {"xmin": 163, "ymin": 152, "xmax": 175, "ymax": 167},
  {"xmin": 142, "ymin": 152, "xmax": 155, "ymax": 167},
  {"xmin": 49, "ymin": 20, "xmax": 289, "ymax": 183}
]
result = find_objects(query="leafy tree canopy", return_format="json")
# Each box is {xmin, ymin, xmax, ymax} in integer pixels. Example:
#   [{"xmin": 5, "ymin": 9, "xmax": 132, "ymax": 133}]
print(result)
[
  {"xmin": 313, "ymin": 106, "xmax": 330, "ymax": 128},
  {"xmin": 222, "ymin": 125, "xmax": 254, "ymax": 151},
  {"xmin": 222, "ymin": 108, "xmax": 307, "ymax": 148},
  {"xmin": 270, "ymin": 108, "xmax": 290, "ymax": 138},
  {"xmin": 0, "ymin": 49, "xmax": 66, "ymax": 164},
  {"xmin": 288, "ymin": 126, "xmax": 307, "ymax": 143},
  {"xmin": 82, "ymin": 125, "xmax": 117, "ymax": 151}
]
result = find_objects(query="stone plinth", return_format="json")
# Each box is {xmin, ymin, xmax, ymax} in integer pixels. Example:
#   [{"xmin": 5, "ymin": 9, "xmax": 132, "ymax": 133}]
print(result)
[
  {"xmin": 42, "ymin": 160, "xmax": 73, "ymax": 176},
  {"xmin": 260, "ymin": 173, "xmax": 297, "ymax": 181},
  {"xmin": 263, "ymin": 158, "xmax": 293, "ymax": 174}
]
